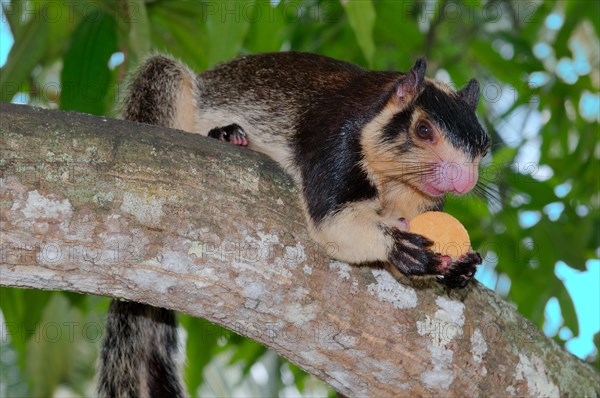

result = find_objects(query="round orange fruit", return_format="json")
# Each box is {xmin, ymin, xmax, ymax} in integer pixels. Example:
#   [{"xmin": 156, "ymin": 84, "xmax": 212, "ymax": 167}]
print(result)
[{"xmin": 410, "ymin": 211, "xmax": 470, "ymax": 258}]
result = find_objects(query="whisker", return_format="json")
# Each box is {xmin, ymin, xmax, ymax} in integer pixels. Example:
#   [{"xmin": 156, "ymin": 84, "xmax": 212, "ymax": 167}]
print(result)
[{"xmin": 471, "ymin": 182, "xmax": 502, "ymax": 207}]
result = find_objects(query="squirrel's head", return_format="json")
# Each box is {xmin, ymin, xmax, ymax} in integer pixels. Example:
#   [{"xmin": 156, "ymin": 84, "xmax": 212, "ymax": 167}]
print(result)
[{"xmin": 361, "ymin": 58, "xmax": 491, "ymax": 201}]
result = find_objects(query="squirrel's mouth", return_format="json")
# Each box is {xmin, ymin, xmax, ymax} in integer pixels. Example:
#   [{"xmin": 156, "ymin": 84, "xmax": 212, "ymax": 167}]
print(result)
[
  {"xmin": 421, "ymin": 182, "xmax": 446, "ymax": 197},
  {"xmin": 419, "ymin": 161, "xmax": 480, "ymax": 197},
  {"xmin": 420, "ymin": 177, "xmax": 477, "ymax": 197}
]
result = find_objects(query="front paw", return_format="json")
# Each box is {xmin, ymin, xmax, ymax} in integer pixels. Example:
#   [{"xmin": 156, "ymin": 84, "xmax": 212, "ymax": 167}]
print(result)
[
  {"xmin": 436, "ymin": 251, "xmax": 482, "ymax": 289},
  {"xmin": 387, "ymin": 229, "xmax": 441, "ymax": 276}
]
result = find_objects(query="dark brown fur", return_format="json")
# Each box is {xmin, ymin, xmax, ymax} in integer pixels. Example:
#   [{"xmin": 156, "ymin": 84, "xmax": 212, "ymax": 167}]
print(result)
[{"xmin": 99, "ymin": 52, "xmax": 490, "ymax": 397}]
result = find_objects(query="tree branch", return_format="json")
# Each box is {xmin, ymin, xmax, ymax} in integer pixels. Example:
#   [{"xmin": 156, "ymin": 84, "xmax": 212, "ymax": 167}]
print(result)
[{"xmin": 1, "ymin": 103, "xmax": 597, "ymax": 396}]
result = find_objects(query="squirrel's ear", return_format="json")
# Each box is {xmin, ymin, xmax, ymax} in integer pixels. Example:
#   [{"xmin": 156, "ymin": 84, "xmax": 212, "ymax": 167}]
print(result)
[
  {"xmin": 458, "ymin": 78, "xmax": 480, "ymax": 111},
  {"xmin": 395, "ymin": 58, "xmax": 426, "ymax": 102}
]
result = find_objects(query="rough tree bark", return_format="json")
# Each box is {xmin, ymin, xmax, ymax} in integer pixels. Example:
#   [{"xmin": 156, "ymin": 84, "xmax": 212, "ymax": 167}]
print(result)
[{"xmin": 1, "ymin": 103, "xmax": 598, "ymax": 397}]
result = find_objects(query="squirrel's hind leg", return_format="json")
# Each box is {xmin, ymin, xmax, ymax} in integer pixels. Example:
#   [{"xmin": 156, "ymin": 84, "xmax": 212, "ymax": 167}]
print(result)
[{"xmin": 208, "ymin": 123, "xmax": 249, "ymax": 146}]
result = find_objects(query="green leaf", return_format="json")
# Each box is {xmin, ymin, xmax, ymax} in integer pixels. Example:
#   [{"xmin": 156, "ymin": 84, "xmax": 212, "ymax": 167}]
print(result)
[
  {"xmin": 42, "ymin": 0, "xmax": 79, "ymax": 61},
  {"xmin": 60, "ymin": 291, "xmax": 88, "ymax": 311},
  {"xmin": 0, "ymin": 288, "xmax": 53, "ymax": 373},
  {"xmin": 508, "ymin": 267, "xmax": 550, "ymax": 329},
  {"xmin": 503, "ymin": 171, "xmax": 556, "ymax": 209},
  {"xmin": 181, "ymin": 316, "xmax": 223, "ymax": 396},
  {"xmin": 204, "ymin": 0, "xmax": 252, "ymax": 68},
  {"xmin": 553, "ymin": 1, "xmax": 586, "ymax": 59},
  {"xmin": 2, "ymin": 0, "xmax": 26, "ymax": 41},
  {"xmin": 229, "ymin": 338, "xmax": 267, "ymax": 376},
  {"xmin": 27, "ymin": 293, "xmax": 93, "ymax": 397},
  {"xmin": 531, "ymin": 216, "xmax": 589, "ymax": 271},
  {"xmin": 244, "ymin": 1, "xmax": 287, "ymax": 53},
  {"xmin": 124, "ymin": 0, "xmax": 151, "ymax": 66},
  {"xmin": 60, "ymin": 9, "xmax": 118, "ymax": 115},
  {"xmin": 342, "ymin": 0, "xmax": 376, "ymax": 67},
  {"xmin": 469, "ymin": 40, "xmax": 522, "ymax": 86},
  {"xmin": 556, "ymin": 283, "xmax": 579, "ymax": 337},
  {"xmin": 0, "ymin": 16, "xmax": 48, "ymax": 102},
  {"xmin": 372, "ymin": 1, "xmax": 421, "ymax": 70},
  {"xmin": 593, "ymin": 332, "xmax": 600, "ymax": 371},
  {"xmin": 148, "ymin": 3, "xmax": 207, "ymax": 70},
  {"xmin": 111, "ymin": 0, "xmax": 152, "ymax": 67}
]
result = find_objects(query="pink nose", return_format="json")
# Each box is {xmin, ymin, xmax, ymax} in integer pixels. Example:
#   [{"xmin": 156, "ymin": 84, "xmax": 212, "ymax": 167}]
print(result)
[
  {"xmin": 453, "ymin": 178, "xmax": 475, "ymax": 194},
  {"xmin": 452, "ymin": 166, "xmax": 478, "ymax": 194},
  {"xmin": 434, "ymin": 161, "xmax": 478, "ymax": 195},
  {"xmin": 425, "ymin": 162, "xmax": 480, "ymax": 196}
]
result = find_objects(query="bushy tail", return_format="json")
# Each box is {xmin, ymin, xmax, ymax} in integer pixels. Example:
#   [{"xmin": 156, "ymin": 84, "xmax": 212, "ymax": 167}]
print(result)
[
  {"xmin": 99, "ymin": 54, "xmax": 197, "ymax": 397},
  {"xmin": 120, "ymin": 54, "xmax": 198, "ymax": 130},
  {"xmin": 98, "ymin": 301, "xmax": 185, "ymax": 398}
]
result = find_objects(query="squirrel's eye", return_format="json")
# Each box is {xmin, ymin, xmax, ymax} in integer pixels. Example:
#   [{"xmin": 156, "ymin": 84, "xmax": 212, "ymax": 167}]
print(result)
[{"xmin": 416, "ymin": 121, "xmax": 434, "ymax": 141}]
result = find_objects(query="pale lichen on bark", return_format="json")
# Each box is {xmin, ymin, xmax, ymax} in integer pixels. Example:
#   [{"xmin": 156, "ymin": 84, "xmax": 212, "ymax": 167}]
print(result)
[{"xmin": 1, "ymin": 103, "xmax": 598, "ymax": 397}]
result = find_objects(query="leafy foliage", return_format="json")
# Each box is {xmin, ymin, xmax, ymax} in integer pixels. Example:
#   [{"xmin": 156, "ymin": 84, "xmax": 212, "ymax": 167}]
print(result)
[{"xmin": 0, "ymin": 0, "xmax": 598, "ymax": 395}]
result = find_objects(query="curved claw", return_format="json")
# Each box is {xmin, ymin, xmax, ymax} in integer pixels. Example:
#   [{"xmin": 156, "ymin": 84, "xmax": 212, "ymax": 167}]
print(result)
[
  {"xmin": 384, "ymin": 227, "xmax": 481, "ymax": 289},
  {"xmin": 436, "ymin": 251, "xmax": 482, "ymax": 289},
  {"xmin": 208, "ymin": 124, "xmax": 248, "ymax": 147},
  {"xmin": 386, "ymin": 228, "xmax": 441, "ymax": 276}
]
